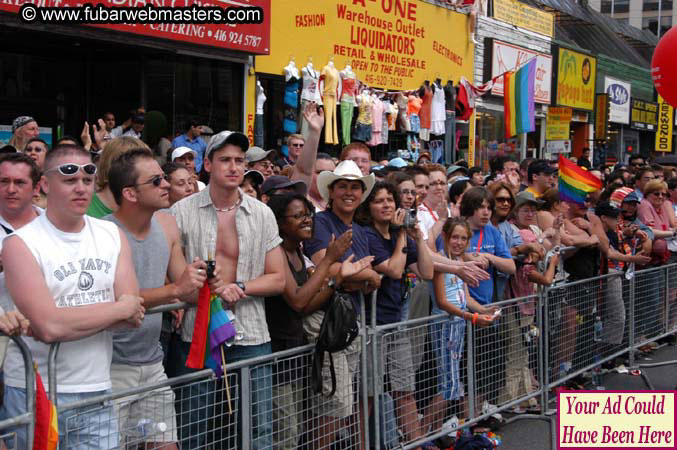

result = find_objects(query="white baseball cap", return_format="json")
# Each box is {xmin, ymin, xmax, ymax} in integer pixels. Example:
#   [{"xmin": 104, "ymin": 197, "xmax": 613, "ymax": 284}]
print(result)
[{"xmin": 171, "ymin": 146, "xmax": 197, "ymax": 161}]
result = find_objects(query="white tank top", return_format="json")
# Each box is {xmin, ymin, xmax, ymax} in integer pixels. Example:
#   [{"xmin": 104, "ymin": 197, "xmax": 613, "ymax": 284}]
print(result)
[{"xmin": 4, "ymin": 214, "xmax": 120, "ymax": 393}]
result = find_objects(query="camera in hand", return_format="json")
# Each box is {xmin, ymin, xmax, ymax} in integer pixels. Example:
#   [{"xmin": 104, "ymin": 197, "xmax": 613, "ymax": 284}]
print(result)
[
  {"xmin": 402, "ymin": 209, "xmax": 417, "ymax": 229},
  {"xmin": 206, "ymin": 260, "xmax": 216, "ymax": 279}
]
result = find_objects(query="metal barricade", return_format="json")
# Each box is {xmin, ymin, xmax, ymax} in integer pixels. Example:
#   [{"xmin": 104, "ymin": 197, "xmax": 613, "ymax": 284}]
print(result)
[{"xmin": 0, "ymin": 334, "xmax": 36, "ymax": 449}]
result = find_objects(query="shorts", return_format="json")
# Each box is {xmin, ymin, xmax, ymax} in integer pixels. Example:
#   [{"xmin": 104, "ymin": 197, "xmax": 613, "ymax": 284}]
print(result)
[
  {"xmin": 409, "ymin": 114, "xmax": 420, "ymax": 133},
  {"xmin": 111, "ymin": 361, "xmax": 178, "ymax": 445},
  {"xmin": 431, "ymin": 319, "xmax": 466, "ymax": 401},
  {"xmin": 303, "ymin": 310, "xmax": 361, "ymax": 419},
  {"xmin": 366, "ymin": 332, "xmax": 415, "ymax": 396},
  {"xmin": 352, "ymin": 122, "xmax": 372, "ymax": 143},
  {"xmin": 1, "ymin": 386, "xmax": 118, "ymax": 450}
]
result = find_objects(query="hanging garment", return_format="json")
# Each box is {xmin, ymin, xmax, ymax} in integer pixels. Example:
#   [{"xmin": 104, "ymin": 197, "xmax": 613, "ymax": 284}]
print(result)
[
  {"xmin": 396, "ymin": 92, "xmax": 410, "ymax": 132},
  {"xmin": 431, "ymin": 84, "xmax": 446, "ymax": 135},
  {"xmin": 321, "ymin": 64, "xmax": 340, "ymax": 145},
  {"xmin": 381, "ymin": 102, "xmax": 389, "ymax": 144},
  {"xmin": 407, "ymin": 95, "xmax": 422, "ymax": 133},
  {"xmin": 353, "ymin": 94, "xmax": 373, "ymax": 142},
  {"xmin": 368, "ymin": 98, "xmax": 385, "ymax": 147},
  {"xmin": 300, "ymin": 66, "xmax": 322, "ymax": 136},
  {"xmin": 419, "ymin": 84, "xmax": 433, "ymax": 130},
  {"xmin": 340, "ymin": 71, "xmax": 358, "ymax": 144},
  {"xmin": 282, "ymin": 75, "xmax": 299, "ymax": 156}
]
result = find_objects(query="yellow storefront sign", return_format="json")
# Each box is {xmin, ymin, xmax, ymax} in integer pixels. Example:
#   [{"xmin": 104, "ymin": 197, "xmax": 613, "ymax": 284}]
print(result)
[
  {"xmin": 546, "ymin": 106, "xmax": 572, "ymax": 140},
  {"xmin": 255, "ymin": 0, "xmax": 473, "ymax": 91},
  {"xmin": 492, "ymin": 0, "xmax": 554, "ymax": 37},
  {"xmin": 555, "ymin": 48, "xmax": 597, "ymax": 111},
  {"xmin": 656, "ymin": 95, "xmax": 674, "ymax": 152}
]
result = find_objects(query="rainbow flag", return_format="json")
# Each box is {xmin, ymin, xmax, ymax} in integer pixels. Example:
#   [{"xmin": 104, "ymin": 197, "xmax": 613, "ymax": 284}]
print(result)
[
  {"xmin": 558, "ymin": 154, "xmax": 602, "ymax": 204},
  {"xmin": 186, "ymin": 281, "xmax": 236, "ymax": 376},
  {"xmin": 504, "ymin": 59, "xmax": 536, "ymax": 138},
  {"xmin": 33, "ymin": 366, "xmax": 58, "ymax": 450}
]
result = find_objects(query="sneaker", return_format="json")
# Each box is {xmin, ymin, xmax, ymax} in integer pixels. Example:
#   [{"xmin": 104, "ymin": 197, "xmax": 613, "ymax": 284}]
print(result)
[
  {"xmin": 481, "ymin": 401, "xmax": 503, "ymax": 422},
  {"xmin": 443, "ymin": 415, "xmax": 460, "ymax": 431}
]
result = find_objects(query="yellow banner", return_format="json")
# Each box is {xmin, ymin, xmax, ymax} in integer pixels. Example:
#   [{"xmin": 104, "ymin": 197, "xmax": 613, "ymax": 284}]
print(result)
[
  {"xmin": 656, "ymin": 95, "xmax": 674, "ymax": 152},
  {"xmin": 493, "ymin": 0, "xmax": 554, "ymax": 37},
  {"xmin": 546, "ymin": 106, "xmax": 572, "ymax": 140},
  {"xmin": 255, "ymin": 0, "xmax": 473, "ymax": 91},
  {"xmin": 556, "ymin": 48, "xmax": 597, "ymax": 111}
]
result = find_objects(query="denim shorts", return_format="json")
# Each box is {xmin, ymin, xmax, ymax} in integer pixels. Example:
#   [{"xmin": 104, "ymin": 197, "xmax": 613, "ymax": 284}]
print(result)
[
  {"xmin": 0, "ymin": 386, "xmax": 118, "ymax": 450},
  {"xmin": 409, "ymin": 114, "xmax": 421, "ymax": 133},
  {"xmin": 352, "ymin": 123, "xmax": 372, "ymax": 143}
]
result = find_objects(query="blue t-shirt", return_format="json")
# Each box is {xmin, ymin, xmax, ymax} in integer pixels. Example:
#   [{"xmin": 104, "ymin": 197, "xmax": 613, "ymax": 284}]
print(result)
[
  {"xmin": 365, "ymin": 227, "xmax": 417, "ymax": 325},
  {"xmin": 172, "ymin": 134, "xmax": 207, "ymax": 172},
  {"xmin": 304, "ymin": 210, "xmax": 371, "ymax": 306},
  {"xmin": 495, "ymin": 221, "xmax": 523, "ymax": 301},
  {"xmin": 466, "ymin": 223, "xmax": 512, "ymax": 305}
]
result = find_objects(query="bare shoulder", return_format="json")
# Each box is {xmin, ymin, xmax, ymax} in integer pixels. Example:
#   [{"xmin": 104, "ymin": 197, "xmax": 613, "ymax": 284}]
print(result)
[{"xmin": 154, "ymin": 211, "xmax": 180, "ymax": 242}]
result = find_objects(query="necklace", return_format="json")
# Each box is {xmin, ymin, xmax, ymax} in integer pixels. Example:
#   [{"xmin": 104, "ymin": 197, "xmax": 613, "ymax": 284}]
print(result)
[{"xmin": 214, "ymin": 192, "xmax": 242, "ymax": 213}]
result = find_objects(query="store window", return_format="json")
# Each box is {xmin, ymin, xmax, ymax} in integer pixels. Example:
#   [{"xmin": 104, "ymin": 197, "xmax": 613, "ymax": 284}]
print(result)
[
  {"xmin": 642, "ymin": 15, "xmax": 673, "ymax": 36},
  {"xmin": 601, "ymin": 0, "xmax": 629, "ymax": 13}
]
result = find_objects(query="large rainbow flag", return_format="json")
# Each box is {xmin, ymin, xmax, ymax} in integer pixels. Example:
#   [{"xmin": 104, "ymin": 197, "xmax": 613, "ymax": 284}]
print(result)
[
  {"xmin": 558, "ymin": 154, "xmax": 603, "ymax": 204},
  {"xmin": 504, "ymin": 59, "xmax": 536, "ymax": 138},
  {"xmin": 33, "ymin": 366, "xmax": 58, "ymax": 450},
  {"xmin": 186, "ymin": 281, "xmax": 236, "ymax": 376}
]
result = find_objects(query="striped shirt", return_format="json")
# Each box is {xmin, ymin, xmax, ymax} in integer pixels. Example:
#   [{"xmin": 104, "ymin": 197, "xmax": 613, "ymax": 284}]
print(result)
[{"xmin": 170, "ymin": 187, "xmax": 282, "ymax": 345}]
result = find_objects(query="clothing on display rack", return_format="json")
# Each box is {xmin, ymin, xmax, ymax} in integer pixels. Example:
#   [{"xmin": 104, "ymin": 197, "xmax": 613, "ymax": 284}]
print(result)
[
  {"xmin": 320, "ymin": 62, "xmax": 341, "ymax": 145},
  {"xmin": 300, "ymin": 61, "xmax": 322, "ymax": 136},
  {"xmin": 407, "ymin": 94, "xmax": 421, "ymax": 133},
  {"xmin": 255, "ymin": 81, "xmax": 266, "ymax": 148},
  {"xmin": 368, "ymin": 96, "xmax": 384, "ymax": 147},
  {"xmin": 396, "ymin": 92, "xmax": 410, "ymax": 132},
  {"xmin": 386, "ymin": 101, "xmax": 398, "ymax": 131},
  {"xmin": 353, "ymin": 92, "xmax": 373, "ymax": 143},
  {"xmin": 340, "ymin": 66, "xmax": 358, "ymax": 145},
  {"xmin": 282, "ymin": 61, "xmax": 300, "ymax": 157},
  {"xmin": 430, "ymin": 80, "xmax": 446, "ymax": 136},
  {"xmin": 429, "ymin": 139, "xmax": 444, "ymax": 164},
  {"xmin": 418, "ymin": 82, "xmax": 433, "ymax": 141},
  {"xmin": 444, "ymin": 80, "xmax": 456, "ymax": 112}
]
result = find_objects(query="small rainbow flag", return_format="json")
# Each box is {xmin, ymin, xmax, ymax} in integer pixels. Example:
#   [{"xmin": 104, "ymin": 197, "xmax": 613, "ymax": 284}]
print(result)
[
  {"xmin": 186, "ymin": 281, "xmax": 236, "ymax": 376},
  {"xmin": 558, "ymin": 154, "xmax": 602, "ymax": 204},
  {"xmin": 33, "ymin": 366, "xmax": 58, "ymax": 450},
  {"xmin": 504, "ymin": 59, "xmax": 536, "ymax": 138}
]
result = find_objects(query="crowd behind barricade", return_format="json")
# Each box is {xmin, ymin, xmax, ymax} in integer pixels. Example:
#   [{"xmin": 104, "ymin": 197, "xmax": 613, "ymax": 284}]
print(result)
[{"xmin": 0, "ymin": 108, "xmax": 675, "ymax": 450}]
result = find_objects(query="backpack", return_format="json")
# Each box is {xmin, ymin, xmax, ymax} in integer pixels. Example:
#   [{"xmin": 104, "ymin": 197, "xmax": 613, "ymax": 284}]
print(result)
[{"xmin": 311, "ymin": 291, "xmax": 359, "ymax": 396}]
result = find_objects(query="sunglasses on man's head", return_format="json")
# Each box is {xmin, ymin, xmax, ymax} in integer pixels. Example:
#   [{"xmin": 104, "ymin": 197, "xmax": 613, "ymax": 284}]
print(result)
[{"xmin": 45, "ymin": 163, "xmax": 97, "ymax": 176}]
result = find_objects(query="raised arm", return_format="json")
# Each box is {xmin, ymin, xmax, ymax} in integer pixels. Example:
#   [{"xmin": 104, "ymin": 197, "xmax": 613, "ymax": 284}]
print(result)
[{"xmin": 291, "ymin": 102, "xmax": 325, "ymax": 188}]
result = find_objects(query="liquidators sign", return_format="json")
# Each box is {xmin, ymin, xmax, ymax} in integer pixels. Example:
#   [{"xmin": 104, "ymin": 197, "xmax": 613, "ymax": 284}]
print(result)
[
  {"xmin": 554, "ymin": 47, "xmax": 597, "ymax": 112},
  {"xmin": 255, "ymin": 0, "xmax": 473, "ymax": 91}
]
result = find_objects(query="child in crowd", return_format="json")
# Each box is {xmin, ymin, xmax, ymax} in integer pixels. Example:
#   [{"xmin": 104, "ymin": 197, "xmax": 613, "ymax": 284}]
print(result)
[{"xmin": 425, "ymin": 218, "xmax": 496, "ymax": 432}]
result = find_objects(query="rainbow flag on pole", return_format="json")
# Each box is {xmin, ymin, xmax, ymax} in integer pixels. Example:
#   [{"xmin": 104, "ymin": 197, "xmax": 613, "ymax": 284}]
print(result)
[
  {"xmin": 504, "ymin": 59, "xmax": 536, "ymax": 138},
  {"xmin": 558, "ymin": 154, "xmax": 602, "ymax": 205},
  {"xmin": 186, "ymin": 281, "xmax": 236, "ymax": 376},
  {"xmin": 33, "ymin": 366, "xmax": 58, "ymax": 450}
]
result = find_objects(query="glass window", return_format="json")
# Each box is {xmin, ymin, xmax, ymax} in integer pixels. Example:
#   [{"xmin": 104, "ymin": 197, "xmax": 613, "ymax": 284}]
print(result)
[
  {"xmin": 602, "ymin": 0, "xmax": 630, "ymax": 13},
  {"xmin": 643, "ymin": 0, "xmax": 673, "ymax": 11},
  {"xmin": 642, "ymin": 15, "xmax": 673, "ymax": 35}
]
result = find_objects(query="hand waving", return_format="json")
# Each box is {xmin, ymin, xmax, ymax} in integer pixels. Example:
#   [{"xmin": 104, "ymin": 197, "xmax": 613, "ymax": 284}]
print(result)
[{"xmin": 302, "ymin": 101, "xmax": 325, "ymax": 133}]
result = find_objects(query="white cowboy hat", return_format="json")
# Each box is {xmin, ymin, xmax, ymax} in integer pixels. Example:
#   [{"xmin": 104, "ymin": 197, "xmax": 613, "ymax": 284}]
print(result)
[{"xmin": 317, "ymin": 160, "xmax": 376, "ymax": 203}]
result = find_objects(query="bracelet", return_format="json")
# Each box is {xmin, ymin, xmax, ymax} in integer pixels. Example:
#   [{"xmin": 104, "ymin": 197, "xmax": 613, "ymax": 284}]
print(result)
[{"xmin": 472, "ymin": 313, "xmax": 478, "ymax": 325}]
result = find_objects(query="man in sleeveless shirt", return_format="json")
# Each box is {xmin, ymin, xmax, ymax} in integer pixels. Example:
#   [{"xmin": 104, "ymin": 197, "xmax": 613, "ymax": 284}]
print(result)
[
  {"xmin": 170, "ymin": 131, "xmax": 285, "ymax": 449},
  {"xmin": 1, "ymin": 144, "xmax": 144, "ymax": 449},
  {"xmin": 105, "ymin": 148, "xmax": 208, "ymax": 448}
]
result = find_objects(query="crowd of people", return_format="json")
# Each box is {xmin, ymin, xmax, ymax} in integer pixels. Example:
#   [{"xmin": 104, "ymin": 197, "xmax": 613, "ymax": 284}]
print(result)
[{"xmin": 0, "ymin": 107, "xmax": 675, "ymax": 450}]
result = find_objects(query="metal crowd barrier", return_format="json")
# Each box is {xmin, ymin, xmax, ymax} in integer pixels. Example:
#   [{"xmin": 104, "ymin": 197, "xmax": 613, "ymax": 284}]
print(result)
[
  {"xmin": 4, "ymin": 263, "xmax": 677, "ymax": 449},
  {"xmin": 0, "ymin": 334, "xmax": 36, "ymax": 449}
]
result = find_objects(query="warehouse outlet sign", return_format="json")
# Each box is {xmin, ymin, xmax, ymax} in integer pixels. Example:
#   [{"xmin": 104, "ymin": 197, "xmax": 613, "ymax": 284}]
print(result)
[{"xmin": 256, "ymin": 0, "xmax": 473, "ymax": 91}]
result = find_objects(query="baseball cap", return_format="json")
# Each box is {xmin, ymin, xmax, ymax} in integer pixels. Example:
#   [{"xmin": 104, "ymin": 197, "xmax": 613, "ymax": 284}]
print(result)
[
  {"xmin": 246, "ymin": 146, "xmax": 277, "ymax": 163},
  {"xmin": 447, "ymin": 165, "xmax": 469, "ymax": 177},
  {"xmin": 387, "ymin": 157, "xmax": 408, "ymax": 168},
  {"xmin": 206, "ymin": 131, "xmax": 250, "ymax": 159},
  {"xmin": 515, "ymin": 190, "xmax": 545, "ymax": 208},
  {"xmin": 261, "ymin": 176, "xmax": 307, "ymax": 196},
  {"xmin": 528, "ymin": 159, "xmax": 557, "ymax": 179},
  {"xmin": 595, "ymin": 201, "xmax": 621, "ymax": 218},
  {"xmin": 131, "ymin": 114, "xmax": 144, "ymax": 124},
  {"xmin": 243, "ymin": 170, "xmax": 264, "ymax": 186},
  {"xmin": 171, "ymin": 146, "xmax": 197, "ymax": 161},
  {"xmin": 622, "ymin": 191, "xmax": 641, "ymax": 204}
]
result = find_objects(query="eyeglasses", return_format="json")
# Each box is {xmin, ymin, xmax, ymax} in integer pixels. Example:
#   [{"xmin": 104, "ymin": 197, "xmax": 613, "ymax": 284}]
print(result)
[
  {"xmin": 256, "ymin": 161, "xmax": 273, "ymax": 169},
  {"xmin": 651, "ymin": 192, "xmax": 669, "ymax": 198},
  {"xmin": 290, "ymin": 143, "xmax": 304, "ymax": 148},
  {"xmin": 284, "ymin": 211, "xmax": 313, "ymax": 221},
  {"xmin": 134, "ymin": 174, "xmax": 170, "ymax": 188},
  {"xmin": 495, "ymin": 197, "xmax": 513, "ymax": 204},
  {"xmin": 45, "ymin": 163, "xmax": 97, "ymax": 176},
  {"xmin": 400, "ymin": 189, "xmax": 415, "ymax": 196}
]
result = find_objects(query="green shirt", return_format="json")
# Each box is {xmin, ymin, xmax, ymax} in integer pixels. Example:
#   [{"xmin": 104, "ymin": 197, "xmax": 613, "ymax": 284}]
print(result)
[{"xmin": 86, "ymin": 193, "xmax": 113, "ymax": 218}]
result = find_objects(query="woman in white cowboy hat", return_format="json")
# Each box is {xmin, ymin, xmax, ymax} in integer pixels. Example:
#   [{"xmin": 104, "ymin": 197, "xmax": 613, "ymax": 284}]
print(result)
[{"xmin": 303, "ymin": 159, "xmax": 380, "ymax": 449}]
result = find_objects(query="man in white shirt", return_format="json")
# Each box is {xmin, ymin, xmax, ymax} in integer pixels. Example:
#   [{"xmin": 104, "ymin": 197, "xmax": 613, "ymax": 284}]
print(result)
[{"xmin": 1, "ymin": 144, "xmax": 145, "ymax": 449}]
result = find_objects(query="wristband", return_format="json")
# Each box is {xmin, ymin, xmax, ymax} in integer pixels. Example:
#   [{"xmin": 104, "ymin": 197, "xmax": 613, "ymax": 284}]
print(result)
[{"xmin": 472, "ymin": 313, "xmax": 478, "ymax": 325}]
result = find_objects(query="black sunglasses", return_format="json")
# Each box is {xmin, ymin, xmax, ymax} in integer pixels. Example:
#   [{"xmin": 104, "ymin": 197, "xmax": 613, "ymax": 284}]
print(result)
[
  {"xmin": 45, "ymin": 163, "xmax": 97, "ymax": 176},
  {"xmin": 133, "ymin": 174, "xmax": 170, "ymax": 188}
]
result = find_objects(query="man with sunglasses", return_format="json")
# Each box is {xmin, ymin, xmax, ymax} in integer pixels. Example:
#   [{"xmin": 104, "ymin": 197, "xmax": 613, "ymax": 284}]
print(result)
[
  {"xmin": 277, "ymin": 134, "xmax": 305, "ymax": 167},
  {"xmin": 170, "ymin": 131, "xmax": 285, "ymax": 449},
  {"xmin": 105, "ymin": 148, "xmax": 209, "ymax": 448},
  {"xmin": 1, "ymin": 144, "xmax": 145, "ymax": 449},
  {"xmin": 628, "ymin": 154, "xmax": 646, "ymax": 175}
]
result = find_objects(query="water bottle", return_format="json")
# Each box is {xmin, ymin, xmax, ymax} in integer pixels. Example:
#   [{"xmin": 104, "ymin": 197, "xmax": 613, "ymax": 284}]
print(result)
[
  {"xmin": 130, "ymin": 419, "xmax": 167, "ymax": 440},
  {"xmin": 592, "ymin": 354, "xmax": 604, "ymax": 389},
  {"xmin": 593, "ymin": 316, "xmax": 603, "ymax": 342}
]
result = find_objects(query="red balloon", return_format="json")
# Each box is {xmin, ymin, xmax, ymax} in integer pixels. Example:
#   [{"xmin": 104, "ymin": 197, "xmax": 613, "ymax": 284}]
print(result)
[{"xmin": 652, "ymin": 26, "xmax": 677, "ymax": 108}]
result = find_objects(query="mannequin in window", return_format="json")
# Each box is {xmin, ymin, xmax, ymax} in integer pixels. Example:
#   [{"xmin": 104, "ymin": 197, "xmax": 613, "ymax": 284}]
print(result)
[
  {"xmin": 255, "ymin": 80, "xmax": 266, "ymax": 147},
  {"xmin": 407, "ymin": 93, "xmax": 422, "ymax": 158},
  {"xmin": 300, "ymin": 57, "xmax": 322, "ymax": 136},
  {"xmin": 353, "ymin": 89, "xmax": 373, "ymax": 143}
]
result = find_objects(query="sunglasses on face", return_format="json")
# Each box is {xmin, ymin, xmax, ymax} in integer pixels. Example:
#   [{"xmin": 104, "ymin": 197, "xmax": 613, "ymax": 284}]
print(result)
[
  {"xmin": 651, "ymin": 192, "xmax": 669, "ymax": 198},
  {"xmin": 134, "ymin": 173, "xmax": 170, "ymax": 188},
  {"xmin": 25, "ymin": 146, "xmax": 44, "ymax": 153},
  {"xmin": 45, "ymin": 163, "xmax": 97, "ymax": 176},
  {"xmin": 495, "ymin": 197, "xmax": 513, "ymax": 204},
  {"xmin": 290, "ymin": 143, "xmax": 304, "ymax": 148}
]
